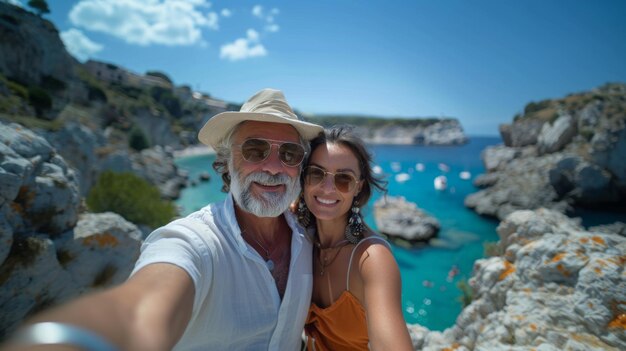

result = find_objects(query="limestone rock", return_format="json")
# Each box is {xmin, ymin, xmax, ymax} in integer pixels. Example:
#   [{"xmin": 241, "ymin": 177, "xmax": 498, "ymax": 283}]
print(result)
[
  {"xmin": 0, "ymin": 236, "xmax": 75, "ymax": 339},
  {"xmin": 481, "ymin": 145, "xmax": 519, "ymax": 172},
  {"xmin": 537, "ymin": 113, "xmax": 577, "ymax": 154},
  {"xmin": 0, "ymin": 122, "xmax": 143, "ymax": 338},
  {"xmin": 0, "ymin": 122, "xmax": 80, "ymax": 235},
  {"xmin": 410, "ymin": 208, "xmax": 625, "ymax": 350},
  {"xmin": 44, "ymin": 122, "xmax": 106, "ymax": 196},
  {"xmin": 548, "ymin": 156, "xmax": 619, "ymax": 205},
  {"xmin": 509, "ymin": 119, "xmax": 544, "ymax": 147},
  {"xmin": 55, "ymin": 212, "xmax": 142, "ymax": 291},
  {"xmin": 0, "ymin": 3, "xmax": 76, "ymax": 87},
  {"xmin": 374, "ymin": 196, "xmax": 440, "ymax": 245}
]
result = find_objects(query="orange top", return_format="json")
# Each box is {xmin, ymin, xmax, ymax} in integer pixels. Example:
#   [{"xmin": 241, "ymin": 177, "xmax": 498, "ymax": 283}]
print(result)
[{"xmin": 304, "ymin": 237, "xmax": 388, "ymax": 351}]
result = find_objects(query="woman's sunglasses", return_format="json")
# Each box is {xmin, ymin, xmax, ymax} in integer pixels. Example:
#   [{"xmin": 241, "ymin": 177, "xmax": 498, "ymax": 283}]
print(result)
[
  {"xmin": 234, "ymin": 138, "xmax": 307, "ymax": 167},
  {"xmin": 304, "ymin": 165, "xmax": 359, "ymax": 193}
]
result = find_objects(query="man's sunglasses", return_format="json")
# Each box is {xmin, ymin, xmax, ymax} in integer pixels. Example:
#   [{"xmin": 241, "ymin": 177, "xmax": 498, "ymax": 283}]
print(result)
[
  {"xmin": 304, "ymin": 165, "xmax": 359, "ymax": 193},
  {"xmin": 234, "ymin": 138, "xmax": 307, "ymax": 167}
]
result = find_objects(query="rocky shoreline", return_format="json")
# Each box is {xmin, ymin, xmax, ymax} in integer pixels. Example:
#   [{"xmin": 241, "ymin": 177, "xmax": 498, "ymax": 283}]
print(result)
[
  {"xmin": 407, "ymin": 208, "xmax": 625, "ymax": 350},
  {"xmin": 465, "ymin": 83, "xmax": 626, "ymax": 220}
]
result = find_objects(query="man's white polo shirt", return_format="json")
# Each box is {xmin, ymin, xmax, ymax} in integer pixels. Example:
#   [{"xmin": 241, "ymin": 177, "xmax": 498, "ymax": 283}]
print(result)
[{"xmin": 131, "ymin": 195, "xmax": 313, "ymax": 350}]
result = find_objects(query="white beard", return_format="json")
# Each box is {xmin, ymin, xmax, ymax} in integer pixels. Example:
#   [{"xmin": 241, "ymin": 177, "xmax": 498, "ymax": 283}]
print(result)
[{"xmin": 229, "ymin": 158, "xmax": 301, "ymax": 217}]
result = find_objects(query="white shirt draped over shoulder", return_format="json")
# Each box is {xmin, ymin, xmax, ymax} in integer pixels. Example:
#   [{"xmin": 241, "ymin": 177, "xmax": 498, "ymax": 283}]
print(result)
[{"xmin": 131, "ymin": 195, "xmax": 313, "ymax": 351}]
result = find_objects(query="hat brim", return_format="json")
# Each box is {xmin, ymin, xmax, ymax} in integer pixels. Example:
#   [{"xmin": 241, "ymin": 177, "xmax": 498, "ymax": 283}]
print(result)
[{"xmin": 198, "ymin": 111, "xmax": 324, "ymax": 148}]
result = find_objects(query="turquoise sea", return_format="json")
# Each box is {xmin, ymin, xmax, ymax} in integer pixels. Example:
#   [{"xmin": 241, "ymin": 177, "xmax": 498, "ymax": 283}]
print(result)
[{"xmin": 175, "ymin": 136, "xmax": 502, "ymax": 331}]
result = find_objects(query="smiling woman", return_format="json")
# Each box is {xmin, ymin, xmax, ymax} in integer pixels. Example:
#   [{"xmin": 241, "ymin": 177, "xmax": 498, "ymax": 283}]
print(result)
[{"xmin": 296, "ymin": 126, "xmax": 413, "ymax": 351}]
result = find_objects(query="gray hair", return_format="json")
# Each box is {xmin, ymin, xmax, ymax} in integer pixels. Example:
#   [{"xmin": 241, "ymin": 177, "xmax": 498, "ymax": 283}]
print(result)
[{"xmin": 211, "ymin": 122, "xmax": 311, "ymax": 193}]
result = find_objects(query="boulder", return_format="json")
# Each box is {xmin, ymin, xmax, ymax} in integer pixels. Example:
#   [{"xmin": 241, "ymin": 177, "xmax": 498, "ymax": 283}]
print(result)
[
  {"xmin": 481, "ymin": 145, "xmax": 519, "ymax": 172},
  {"xmin": 591, "ymin": 127, "xmax": 626, "ymax": 192},
  {"xmin": 509, "ymin": 119, "xmax": 544, "ymax": 147},
  {"xmin": 537, "ymin": 113, "xmax": 577, "ymax": 154},
  {"xmin": 549, "ymin": 156, "xmax": 620, "ymax": 205},
  {"xmin": 374, "ymin": 196, "xmax": 440, "ymax": 245},
  {"xmin": 499, "ymin": 123, "xmax": 512, "ymax": 146},
  {"xmin": 0, "ymin": 122, "xmax": 80, "ymax": 235},
  {"xmin": 44, "ymin": 122, "xmax": 106, "ymax": 196}
]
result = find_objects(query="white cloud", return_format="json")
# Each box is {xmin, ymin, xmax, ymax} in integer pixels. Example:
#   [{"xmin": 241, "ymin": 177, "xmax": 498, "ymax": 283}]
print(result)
[
  {"xmin": 265, "ymin": 24, "xmax": 279, "ymax": 33},
  {"xmin": 60, "ymin": 28, "xmax": 103, "ymax": 61},
  {"xmin": 220, "ymin": 29, "xmax": 267, "ymax": 61},
  {"xmin": 251, "ymin": 5, "xmax": 280, "ymax": 33},
  {"xmin": 68, "ymin": 0, "xmax": 219, "ymax": 46},
  {"xmin": 252, "ymin": 5, "xmax": 263, "ymax": 18},
  {"xmin": 221, "ymin": 8, "xmax": 231, "ymax": 17},
  {"xmin": 246, "ymin": 28, "xmax": 259, "ymax": 42}
]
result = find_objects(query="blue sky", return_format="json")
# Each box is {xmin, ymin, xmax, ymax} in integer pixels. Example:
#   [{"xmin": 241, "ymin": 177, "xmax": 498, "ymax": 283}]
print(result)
[{"xmin": 16, "ymin": 0, "xmax": 626, "ymax": 135}]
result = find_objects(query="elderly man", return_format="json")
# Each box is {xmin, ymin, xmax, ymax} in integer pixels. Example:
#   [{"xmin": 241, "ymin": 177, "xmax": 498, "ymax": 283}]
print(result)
[{"xmin": 6, "ymin": 89, "xmax": 323, "ymax": 351}]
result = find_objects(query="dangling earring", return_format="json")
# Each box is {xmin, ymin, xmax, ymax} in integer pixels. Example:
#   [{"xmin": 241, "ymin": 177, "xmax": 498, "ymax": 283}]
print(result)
[
  {"xmin": 297, "ymin": 194, "xmax": 311, "ymax": 228},
  {"xmin": 344, "ymin": 199, "xmax": 364, "ymax": 244}
]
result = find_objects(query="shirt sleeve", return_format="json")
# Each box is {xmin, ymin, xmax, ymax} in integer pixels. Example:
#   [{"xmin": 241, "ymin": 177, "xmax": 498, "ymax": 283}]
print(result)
[{"xmin": 130, "ymin": 222, "xmax": 213, "ymax": 314}]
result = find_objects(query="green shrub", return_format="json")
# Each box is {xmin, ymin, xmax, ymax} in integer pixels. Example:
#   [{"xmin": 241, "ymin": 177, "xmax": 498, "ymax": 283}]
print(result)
[
  {"xmin": 7, "ymin": 81, "xmax": 28, "ymax": 99},
  {"xmin": 41, "ymin": 75, "xmax": 66, "ymax": 91},
  {"xmin": 150, "ymin": 86, "xmax": 181, "ymax": 117},
  {"xmin": 88, "ymin": 85, "xmax": 108, "ymax": 102},
  {"xmin": 483, "ymin": 241, "xmax": 502, "ymax": 257},
  {"xmin": 129, "ymin": 125, "xmax": 150, "ymax": 151},
  {"xmin": 27, "ymin": 86, "xmax": 52, "ymax": 113},
  {"xmin": 87, "ymin": 171, "xmax": 177, "ymax": 228},
  {"xmin": 524, "ymin": 99, "xmax": 552, "ymax": 115},
  {"xmin": 456, "ymin": 278, "xmax": 473, "ymax": 307},
  {"xmin": 145, "ymin": 71, "xmax": 172, "ymax": 84}
]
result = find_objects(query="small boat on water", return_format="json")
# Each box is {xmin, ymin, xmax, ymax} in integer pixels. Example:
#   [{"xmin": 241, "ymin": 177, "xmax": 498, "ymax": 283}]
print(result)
[
  {"xmin": 372, "ymin": 165, "xmax": 383, "ymax": 174},
  {"xmin": 434, "ymin": 175, "xmax": 447, "ymax": 191},
  {"xmin": 438, "ymin": 163, "xmax": 450, "ymax": 172},
  {"xmin": 391, "ymin": 162, "xmax": 401, "ymax": 173},
  {"xmin": 459, "ymin": 171, "xmax": 471, "ymax": 180},
  {"xmin": 395, "ymin": 173, "xmax": 410, "ymax": 183},
  {"xmin": 415, "ymin": 163, "xmax": 425, "ymax": 172}
]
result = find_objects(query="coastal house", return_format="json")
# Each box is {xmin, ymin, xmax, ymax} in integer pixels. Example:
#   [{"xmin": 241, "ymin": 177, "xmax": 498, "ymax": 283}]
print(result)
[{"xmin": 84, "ymin": 60, "xmax": 172, "ymax": 90}]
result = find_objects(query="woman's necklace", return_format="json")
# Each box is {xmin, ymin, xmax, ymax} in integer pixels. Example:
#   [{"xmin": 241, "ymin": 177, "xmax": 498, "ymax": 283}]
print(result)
[
  {"xmin": 316, "ymin": 239, "xmax": 350, "ymax": 276},
  {"xmin": 242, "ymin": 230, "xmax": 275, "ymax": 271}
]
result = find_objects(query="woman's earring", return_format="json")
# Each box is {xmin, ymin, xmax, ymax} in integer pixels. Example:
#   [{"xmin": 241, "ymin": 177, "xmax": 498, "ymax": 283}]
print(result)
[
  {"xmin": 344, "ymin": 199, "xmax": 364, "ymax": 244},
  {"xmin": 297, "ymin": 195, "xmax": 311, "ymax": 228}
]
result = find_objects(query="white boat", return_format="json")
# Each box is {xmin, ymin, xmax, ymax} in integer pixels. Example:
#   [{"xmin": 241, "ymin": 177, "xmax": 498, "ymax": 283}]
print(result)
[
  {"xmin": 438, "ymin": 163, "xmax": 450, "ymax": 172},
  {"xmin": 391, "ymin": 162, "xmax": 401, "ymax": 173},
  {"xmin": 372, "ymin": 165, "xmax": 383, "ymax": 174},
  {"xmin": 459, "ymin": 171, "xmax": 471, "ymax": 180},
  {"xmin": 395, "ymin": 173, "xmax": 410, "ymax": 183},
  {"xmin": 434, "ymin": 175, "xmax": 447, "ymax": 190},
  {"xmin": 415, "ymin": 163, "xmax": 425, "ymax": 172}
]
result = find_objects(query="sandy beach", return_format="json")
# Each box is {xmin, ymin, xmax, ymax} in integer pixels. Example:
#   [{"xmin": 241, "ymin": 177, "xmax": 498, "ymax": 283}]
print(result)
[{"xmin": 173, "ymin": 145, "xmax": 216, "ymax": 158}]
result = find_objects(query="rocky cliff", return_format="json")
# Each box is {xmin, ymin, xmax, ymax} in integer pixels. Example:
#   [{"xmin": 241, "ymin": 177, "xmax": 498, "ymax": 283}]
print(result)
[
  {"xmin": 466, "ymin": 83, "xmax": 626, "ymax": 220},
  {"xmin": 308, "ymin": 115, "xmax": 468, "ymax": 145},
  {"xmin": 0, "ymin": 122, "xmax": 142, "ymax": 338},
  {"xmin": 408, "ymin": 208, "xmax": 625, "ymax": 351},
  {"xmin": 0, "ymin": 3, "xmax": 188, "ymax": 199},
  {"xmin": 0, "ymin": 3, "xmax": 76, "ymax": 88}
]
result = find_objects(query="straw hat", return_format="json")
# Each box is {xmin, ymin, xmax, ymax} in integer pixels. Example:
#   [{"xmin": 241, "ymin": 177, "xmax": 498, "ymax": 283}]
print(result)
[{"xmin": 198, "ymin": 88, "xmax": 323, "ymax": 148}]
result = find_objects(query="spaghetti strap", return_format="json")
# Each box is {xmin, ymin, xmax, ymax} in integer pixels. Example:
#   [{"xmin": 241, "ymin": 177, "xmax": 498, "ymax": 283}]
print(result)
[{"xmin": 346, "ymin": 236, "xmax": 391, "ymax": 291}]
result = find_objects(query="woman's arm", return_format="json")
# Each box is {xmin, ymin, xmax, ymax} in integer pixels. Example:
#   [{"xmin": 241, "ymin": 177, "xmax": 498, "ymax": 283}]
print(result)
[
  {"xmin": 7, "ymin": 263, "xmax": 195, "ymax": 351},
  {"xmin": 360, "ymin": 244, "xmax": 413, "ymax": 351}
]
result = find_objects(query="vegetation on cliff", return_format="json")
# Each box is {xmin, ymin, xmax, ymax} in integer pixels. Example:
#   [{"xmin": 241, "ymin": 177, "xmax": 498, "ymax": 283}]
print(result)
[{"xmin": 87, "ymin": 171, "xmax": 177, "ymax": 228}]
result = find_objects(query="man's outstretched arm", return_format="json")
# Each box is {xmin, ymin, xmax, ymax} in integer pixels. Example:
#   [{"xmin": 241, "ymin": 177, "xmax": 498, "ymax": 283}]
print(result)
[{"xmin": 3, "ymin": 263, "xmax": 195, "ymax": 351}]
